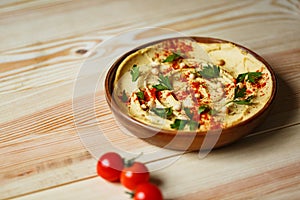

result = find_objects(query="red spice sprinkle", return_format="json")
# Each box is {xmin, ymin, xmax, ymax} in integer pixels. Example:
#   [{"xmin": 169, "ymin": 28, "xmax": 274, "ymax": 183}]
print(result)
[
  {"xmin": 191, "ymin": 82, "xmax": 200, "ymax": 90},
  {"xmin": 144, "ymin": 88, "xmax": 156, "ymax": 101},
  {"xmin": 162, "ymin": 39, "xmax": 193, "ymax": 53},
  {"xmin": 201, "ymin": 113, "xmax": 209, "ymax": 120},
  {"xmin": 164, "ymin": 67, "xmax": 173, "ymax": 74},
  {"xmin": 127, "ymin": 98, "xmax": 131, "ymax": 105},
  {"xmin": 144, "ymin": 93, "xmax": 150, "ymax": 102},
  {"xmin": 150, "ymin": 88, "xmax": 157, "ymax": 98},
  {"xmin": 172, "ymin": 62, "xmax": 180, "ymax": 69},
  {"xmin": 246, "ymin": 90, "xmax": 252, "ymax": 94},
  {"xmin": 259, "ymin": 82, "xmax": 266, "ymax": 88},
  {"xmin": 177, "ymin": 41, "xmax": 193, "ymax": 53},
  {"xmin": 175, "ymin": 91, "xmax": 189, "ymax": 100},
  {"xmin": 156, "ymin": 91, "xmax": 163, "ymax": 99},
  {"xmin": 180, "ymin": 75, "xmax": 188, "ymax": 82}
]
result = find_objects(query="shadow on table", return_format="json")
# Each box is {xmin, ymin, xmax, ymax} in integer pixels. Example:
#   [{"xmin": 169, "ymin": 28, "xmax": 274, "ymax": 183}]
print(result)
[{"xmin": 253, "ymin": 73, "xmax": 298, "ymax": 131}]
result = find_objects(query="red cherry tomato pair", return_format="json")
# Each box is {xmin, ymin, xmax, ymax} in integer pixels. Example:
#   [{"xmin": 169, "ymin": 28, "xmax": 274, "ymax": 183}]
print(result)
[
  {"xmin": 96, "ymin": 152, "xmax": 149, "ymax": 188},
  {"xmin": 97, "ymin": 152, "xmax": 163, "ymax": 200}
]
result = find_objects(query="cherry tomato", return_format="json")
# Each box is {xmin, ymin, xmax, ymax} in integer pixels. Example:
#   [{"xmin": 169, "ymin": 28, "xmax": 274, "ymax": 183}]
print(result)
[
  {"xmin": 97, "ymin": 152, "xmax": 124, "ymax": 182},
  {"xmin": 121, "ymin": 162, "xmax": 150, "ymax": 190},
  {"xmin": 134, "ymin": 183, "xmax": 163, "ymax": 200}
]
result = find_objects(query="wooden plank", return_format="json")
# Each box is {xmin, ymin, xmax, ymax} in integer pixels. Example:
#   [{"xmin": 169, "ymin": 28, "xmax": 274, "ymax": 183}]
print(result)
[
  {"xmin": 1, "ymin": 0, "xmax": 300, "ymax": 199},
  {"xmin": 1, "ymin": 0, "xmax": 299, "ymax": 53},
  {"xmin": 0, "ymin": 0, "xmax": 223, "ymax": 51},
  {"xmin": 174, "ymin": 162, "xmax": 300, "ymax": 200},
  {"xmin": 11, "ymin": 124, "xmax": 300, "ymax": 200}
]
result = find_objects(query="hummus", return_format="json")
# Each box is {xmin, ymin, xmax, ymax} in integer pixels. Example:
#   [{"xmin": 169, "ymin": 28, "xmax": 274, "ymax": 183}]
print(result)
[{"xmin": 113, "ymin": 38, "xmax": 273, "ymax": 132}]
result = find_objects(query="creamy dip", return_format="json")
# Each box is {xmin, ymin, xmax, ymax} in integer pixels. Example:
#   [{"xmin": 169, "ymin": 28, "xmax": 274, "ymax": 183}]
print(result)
[{"xmin": 113, "ymin": 38, "xmax": 272, "ymax": 131}]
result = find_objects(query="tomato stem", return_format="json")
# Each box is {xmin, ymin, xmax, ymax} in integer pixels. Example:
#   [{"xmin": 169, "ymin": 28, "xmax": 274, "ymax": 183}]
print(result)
[
  {"xmin": 124, "ymin": 152, "xmax": 144, "ymax": 167},
  {"xmin": 125, "ymin": 191, "xmax": 134, "ymax": 199}
]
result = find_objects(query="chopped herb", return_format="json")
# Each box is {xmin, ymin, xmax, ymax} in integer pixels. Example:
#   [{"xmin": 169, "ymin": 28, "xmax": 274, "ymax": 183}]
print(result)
[
  {"xmin": 163, "ymin": 51, "xmax": 183, "ymax": 63},
  {"xmin": 184, "ymin": 107, "xmax": 194, "ymax": 120},
  {"xmin": 170, "ymin": 119, "xmax": 188, "ymax": 130},
  {"xmin": 231, "ymin": 95, "xmax": 254, "ymax": 105},
  {"xmin": 121, "ymin": 90, "xmax": 128, "ymax": 102},
  {"xmin": 236, "ymin": 72, "xmax": 262, "ymax": 83},
  {"xmin": 152, "ymin": 84, "xmax": 169, "ymax": 91},
  {"xmin": 136, "ymin": 91, "xmax": 144, "ymax": 100},
  {"xmin": 151, "ymin": 107, "xmax": 173, "ymax": 118},
  {"xmin": 170, "ymin": 119, "xmax": 199, "ymax": 130},
  {"xmin": 130, "ymin": 64, "xmax": 139, "ymax": 82},
  {"xmin": 227, "ymin": 88, "xmax": 255, "ymax": 105},
  {"xmin": 236, "ymin": 73, "xmax": 247, "ymax": 83},
  {"xmin": 188, "ymin": 120, "xmax": 199, "ymax": 131},
  {"xmin": 209, "ymin": 109, "xmax": 218, "ymax": 115},
  {"xmin": 153, "ymin": 74, "xmax": 173, "ymax": 91},
  {"xmin": 234, "ymin": 86, "xmax": 246, "ymax": 99},
  {"xmin": 248, "ymin": 72, "xmax": 263, "ymax": 83},
  {"xmin": 198, "ymin": 64, "xmax": 220, "ymax": 79},
  {"xmin": 228, "ymin": 72, "xmax": 261, "ymax": 105},
  {"xmin": 198, "ymin": 105, "xmax": 211, "ymax": 114}
]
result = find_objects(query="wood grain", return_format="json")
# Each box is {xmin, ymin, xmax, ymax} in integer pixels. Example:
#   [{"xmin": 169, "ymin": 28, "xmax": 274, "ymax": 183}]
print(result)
[
  {"xmin": 1, "ymin": 0, "xmax": 300, "ymax": 199},
  {"xmin": 10, "ymin": 124, "xmax": 300, "ymax": 200}
]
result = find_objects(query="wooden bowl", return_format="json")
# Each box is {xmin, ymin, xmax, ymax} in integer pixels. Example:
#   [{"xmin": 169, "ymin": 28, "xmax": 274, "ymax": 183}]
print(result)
[{"xmin": 104, "ymin": 37, "xmax": 277, "ymax": 151}]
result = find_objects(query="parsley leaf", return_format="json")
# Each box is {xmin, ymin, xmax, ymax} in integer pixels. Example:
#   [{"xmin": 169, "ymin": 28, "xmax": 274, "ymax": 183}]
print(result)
[
  {"xmin": 229, "ymin": 72, "xmax": 262, "ymax": 105},
  {"xmin": 184, "ymin": 107, "xmax": 194, "ymax": 120},
  {"xmin": 248, "ymin": 72, "xmax": 263, "ymax": 83},
  {"xmin": 152, "ymin": 84, "xmax": 169, "ymax": 91},
  {"xmin": 236, "ymin": 72, "xmax": 262, "ymax": 83},
  {"xmin": 170, "ymin": 119, "xmax": 199, "ymax": 130},
  {"xmin": 151, "ymin": 107, "xmax": 173, "ymax": 118},
  {"xmin": 121, "ymin": 90, "xmax": 128, "ymax": 102},
  {"xmin": 136, "ymin": 91, "xmax": 144, "ymax": 100},
  {"xmin": 198, "ymin": 64, "xmax": 220, "ymax": 79},
  {"xmin": 183, "ymin": 108, "xmax": 201, "ymax": 130},
  {"xmin": 232, "ymin": 95, "xmax": 254, "ymax": 105},
  {"xmin": 227, "ymin": 87, "xmax": 255, "ymax": 105},
  {"xmin": 209, "ymin": 109, "xmax": 218, "ymax": 115},
  {"xmin": 198, "ymin": 105, "xmax": 211, "ymax": 114},
  {"xmin": 236, "ymin": 73, "xmax": 247, "ymax": 83},
  {"xmin": 188, "ymin": 120, "xmax": 199, "ymax": 131},
  {"xmin": 153, "ymin": 74, "xmax": 173, "ymax": 91},
  {"xmin": 162, "ymin": 51, "xmax": 183, "ymax": 63},
  {"xmin": 130, "ymin": 64, "xmax": 139, "ymax": 82},
  {"xmin": 170, "ymin": 119, "xmax": 188, "ymax": 130},
  {"xmin": 234, "ymin": 86, "xmax": 246, "ymax": 99}
]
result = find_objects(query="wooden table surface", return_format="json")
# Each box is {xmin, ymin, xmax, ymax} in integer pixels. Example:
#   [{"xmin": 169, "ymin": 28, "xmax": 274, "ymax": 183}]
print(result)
[{"xmin": 1, "ymin": 0, "xmax": 300, "ymax": 199}]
